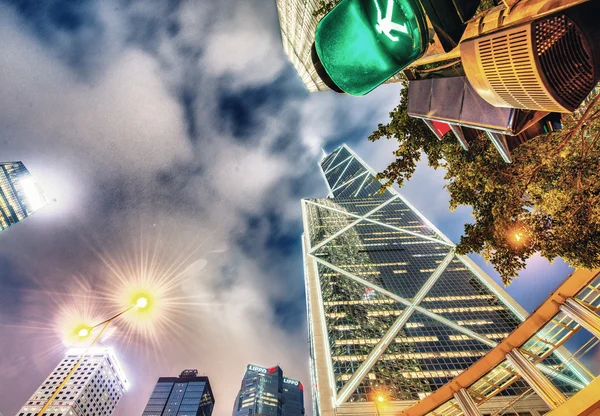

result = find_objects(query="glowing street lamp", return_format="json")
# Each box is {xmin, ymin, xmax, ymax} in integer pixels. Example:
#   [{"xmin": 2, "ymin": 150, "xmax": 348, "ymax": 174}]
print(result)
[
  {"xmin": 373, "ymin": 392, "xmax": 387, "ymax": 416},
  {"xmin": 37, "ymin": 295, "xmax": 150, "ymax": 416}
]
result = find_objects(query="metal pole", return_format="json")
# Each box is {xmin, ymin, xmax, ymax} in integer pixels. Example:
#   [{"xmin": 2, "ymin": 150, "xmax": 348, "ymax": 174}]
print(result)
[
  {"xmin": 505, "ymin": 349, "xmax": 567, "ymax": 409},
  {"xmin": 560, "ymin": 298, "xmax": 600, "ymax": 339},
  {"xmin": 453, "ymin": 388, "xmax": 482, "ymax": 416}
]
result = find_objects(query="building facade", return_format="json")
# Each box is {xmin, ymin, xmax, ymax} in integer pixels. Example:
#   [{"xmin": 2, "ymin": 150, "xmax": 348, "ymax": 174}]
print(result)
[
  {"xmin": 301, "ymin": 144, "xmax": 589, "ymax": 415},
  {"xmin": 0, "ymin": 161, "xmax": 50, "ymax": 232},
  {"xmin": 282, "ymin": 377, "xmax": 305, "ymax": 416},
  {"xmin": 232, "ymin": 364, "xmax": 305, "ymax": 416},
  {"xmin": 16, "ymin": 347, "xmax": 128, "ymax": 416},
  {"xmin": 274, "ymin": 0, "xmax": 404, "ymax": 92},
  {"xmin": 141, "ymin": 369, "xmax": 214, "ymax": 416}
]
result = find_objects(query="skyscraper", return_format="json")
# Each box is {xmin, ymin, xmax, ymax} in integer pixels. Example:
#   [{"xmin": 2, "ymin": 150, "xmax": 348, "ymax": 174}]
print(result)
[
  {"xmin": 301, "ymin": 144, "xmax": 588, "ymax": 415},
  {"xmin": 282, "ymin": 378, "xmax": 305, "ymax": 416},
  {"xmin": 16, "ymin": 347, "xmax": 128, "ymax": 416},
  {"xmin": 141, "ymin": 369, "xmax": 215, "ymax": 416},
  {"xmin": 232, "ymin": 364, "xmax": 305, "ymax": 416},
  {"xmin": 275, "ymin": 0, "xmax": 404, "ymax": 92},
  {"xmin": 0, "ymin": 161, "xmax": 50, "ymax": 232}
]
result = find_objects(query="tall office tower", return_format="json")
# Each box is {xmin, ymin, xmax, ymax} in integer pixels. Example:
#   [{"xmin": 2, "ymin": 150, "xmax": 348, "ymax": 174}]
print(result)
[
  {"xmin": 282, "ymin": 378, "xmax": 305, "ymax": 416},
  {"xmin": 274, "ymin": 0, "xmax": 404, "ymax": 92},
  {"xmin": 0, "ymin": 161, "xmax": 50, "ymax": 232},
  {"xmin": 141, "ymin": 369, "xmax": 215, "ymax": 416},
  {"xmin": 232, "ymin": 364, "xmax": 305, "ymax": 416},
  {"xmin": 16, "ymin": 347, "xmax": 127, "ymax": 416},
  {"xmin": 301, "ymin": 144, "xmax": 589, "ymax": 415}
]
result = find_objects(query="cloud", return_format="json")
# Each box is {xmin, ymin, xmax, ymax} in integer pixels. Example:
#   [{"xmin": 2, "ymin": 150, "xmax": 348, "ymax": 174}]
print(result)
[{"xmin": 1, "ymin": 1, "xmax": 573, "ymax": 416}]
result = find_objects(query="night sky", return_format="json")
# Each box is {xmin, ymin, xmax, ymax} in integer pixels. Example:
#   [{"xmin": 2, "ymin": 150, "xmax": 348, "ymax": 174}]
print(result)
[{"xmin": 0, "ymin": 1, "xmax": 581, "ymax": 415}]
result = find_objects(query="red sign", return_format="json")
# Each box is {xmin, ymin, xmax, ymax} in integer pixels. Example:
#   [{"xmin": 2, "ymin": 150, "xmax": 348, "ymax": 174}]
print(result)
[{"xmin": 431, "ymin": 121, "xmax": 451, "ymax": 138}]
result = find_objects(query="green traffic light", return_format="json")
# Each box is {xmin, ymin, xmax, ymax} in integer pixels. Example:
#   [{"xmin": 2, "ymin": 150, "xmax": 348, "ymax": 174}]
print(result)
[{"xmin": 315, "ymin": 0, "xmax": 429, "ymax": 95}]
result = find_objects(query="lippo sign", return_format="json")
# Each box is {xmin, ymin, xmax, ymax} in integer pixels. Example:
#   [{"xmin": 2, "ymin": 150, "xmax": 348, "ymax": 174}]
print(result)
[
  {"xmin": 283, "ymin": 378, "xmax": 299, "ymax": 386},
  {"xmin": 247, "ymin": 365, "xmax": 267, "ymax": 374}
]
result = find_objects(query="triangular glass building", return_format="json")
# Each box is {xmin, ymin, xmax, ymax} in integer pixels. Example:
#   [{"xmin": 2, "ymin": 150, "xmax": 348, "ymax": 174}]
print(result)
[{"xmin": 301, "ymin": 145, "xmax": 588, "ymax": 415}]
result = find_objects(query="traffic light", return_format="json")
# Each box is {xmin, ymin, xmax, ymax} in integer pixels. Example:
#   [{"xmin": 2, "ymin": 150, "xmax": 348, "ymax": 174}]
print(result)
[{"xmin": 313, "ymin": 0, "xmax": 430, "ymax": 95}]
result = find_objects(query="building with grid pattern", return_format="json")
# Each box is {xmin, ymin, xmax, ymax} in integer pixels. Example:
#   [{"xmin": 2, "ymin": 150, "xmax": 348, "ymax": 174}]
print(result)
[
  {"xmin": 0, "ymin": 162, "xmax": 50, "ymax": 232},
  {"xmin": 301, "ymin": 144, "xmax": 589, "ymax": 415},
  {"xmin": 274, "ymin": 0, "xmax": 404, "ymax": 92},
  {"xmin": 141, "ymin": 369, "xmax": 214, "ymax": 416},
  {"xmin": 16, "ymin": 347, "xmax": 127, "ymax": 416}
]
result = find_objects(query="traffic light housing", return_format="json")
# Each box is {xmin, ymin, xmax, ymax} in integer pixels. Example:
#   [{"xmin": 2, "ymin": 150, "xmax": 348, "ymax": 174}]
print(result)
[{"xmin": 313, "ymin": 0, "xmax": 430, "ymax": 95}]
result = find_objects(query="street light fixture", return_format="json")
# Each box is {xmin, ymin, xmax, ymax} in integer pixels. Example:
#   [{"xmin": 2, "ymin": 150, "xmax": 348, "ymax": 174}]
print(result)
[{"xmin": 37, "ymin": 296, "xmax": 150, "ymax": 416}]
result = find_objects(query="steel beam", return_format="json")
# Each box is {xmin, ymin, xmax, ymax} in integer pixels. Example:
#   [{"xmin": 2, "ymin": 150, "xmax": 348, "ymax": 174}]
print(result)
[
  {"xmin": 560, "ymin": 298, "xmax": 600, "ymax": 339},
  {"xmin": 454, "ymin": 389, "xmax": 482, "ymax": 416},
  {"xmin": 506, "ymin": 349, "xmax": 566, "ymax": 409}
]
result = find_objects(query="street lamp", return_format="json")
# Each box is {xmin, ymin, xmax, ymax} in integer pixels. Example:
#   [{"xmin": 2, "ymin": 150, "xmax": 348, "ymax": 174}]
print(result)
[{"xmin": 37, "ymin": 296, "xmax": 149, "ymax": 416}]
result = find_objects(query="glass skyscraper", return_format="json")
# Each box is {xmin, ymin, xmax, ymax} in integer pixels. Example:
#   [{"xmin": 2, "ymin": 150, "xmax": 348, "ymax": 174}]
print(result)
[
  {"xmin": 16, "ymin": 347, "xmax": 128, "ymax": 416},
  {"xmin": 232, "ymin": 364, "xmax": 305, "ymax": 416},
  {"xmin": 0, "ymin": 161, "xmax": 50, "ymax": 232},
  {"xmin": 142, "ymin": 369, "xmax": 215, "ymax": 416},
  {"xmin": 301, "ymin": 144, "xmax": 588, "ymax": 415}
]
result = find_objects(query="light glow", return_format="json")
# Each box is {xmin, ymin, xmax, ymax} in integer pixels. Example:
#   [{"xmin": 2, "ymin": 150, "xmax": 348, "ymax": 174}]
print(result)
[
  {"xmin": 136, "ymin": 297, "xmax": 148, "ymax": 309},
  {"xmin": 19, "ymin": 176, "xmax": 45, "ymax": 212}
]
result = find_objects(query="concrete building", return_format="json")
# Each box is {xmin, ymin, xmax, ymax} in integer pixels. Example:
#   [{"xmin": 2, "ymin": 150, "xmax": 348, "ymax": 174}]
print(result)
[{"xmin": 16, "ymin": 347, "xmax": 127, "ymax": 416}]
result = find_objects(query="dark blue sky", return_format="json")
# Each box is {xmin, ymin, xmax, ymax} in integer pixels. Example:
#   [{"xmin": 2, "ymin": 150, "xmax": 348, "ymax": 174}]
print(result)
[{"xmin": 0, "ymin": 0, "xmax": 582, "ymax": 415}]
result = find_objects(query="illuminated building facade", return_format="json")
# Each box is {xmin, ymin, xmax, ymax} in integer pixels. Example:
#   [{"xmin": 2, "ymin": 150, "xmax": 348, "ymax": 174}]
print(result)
[
  {"xmin": 141, "ymin": 369, "xmax": 214, "ymax": 416},
  {"xmin": 16, "ymin": 347, "xmax": 128, "ymax": 416},
  {"xmin": 0, "ymin": 161, "xmax": 50, "ymax": 232},
  {"xmin": 274, "ymin": 0, "xmax": 404, "ymax": 92},
  {"xmin": 301, "ymin": 144, "xmax": 589, "ymax": 415},
  {"xmin": 232, "ymin": 365, "xmax": 304, "ymax": 416}
]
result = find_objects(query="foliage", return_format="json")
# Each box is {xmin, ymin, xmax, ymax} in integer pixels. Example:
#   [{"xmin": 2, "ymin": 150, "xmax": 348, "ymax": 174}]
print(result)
[
  {"xmin": 370, "ymin": 82, "xmax": 600, "ymax": 284},
  {"xmin": 313, "ymin": 0, "xmax": 341, "ymax": 19}
]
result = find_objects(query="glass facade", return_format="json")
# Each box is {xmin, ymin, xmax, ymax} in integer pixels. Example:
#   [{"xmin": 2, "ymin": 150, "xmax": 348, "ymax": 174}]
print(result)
[
  {"xmin": 232, "ymin": 365, "xmax": 305, "ymax": 416},
  {"xmin": 302, "ymin": 145, "xmax": 585, "ymax": 414},
  {"xmin": 0, "ymin": 161, "xmax": 50, "ymax": 232},
  {"xmin": 142, "ymin": 370, "xmax": 215, "ymax": 416}
]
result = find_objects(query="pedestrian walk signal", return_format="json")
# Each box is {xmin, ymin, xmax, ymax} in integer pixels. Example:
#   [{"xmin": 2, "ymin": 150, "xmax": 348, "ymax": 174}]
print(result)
[{"xmin": 314, "ymin": 0, "xmax": 429, "ymax": 95}]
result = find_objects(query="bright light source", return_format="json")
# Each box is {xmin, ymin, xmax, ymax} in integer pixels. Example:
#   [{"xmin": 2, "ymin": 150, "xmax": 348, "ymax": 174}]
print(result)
[
  {"xmin": 19, "ymin": 176, "xmax": 46, "ymax": 212},
  {"xmin": 136, "ymin": 297, "xmax": 148, "ymax": 309},
  {"xmin": 378, "ymin": 396, "xmax": 385, "ymax": 402},
  {"xmin": 78, "ymin": 328, "xmax": 90, "ymax": 338}
]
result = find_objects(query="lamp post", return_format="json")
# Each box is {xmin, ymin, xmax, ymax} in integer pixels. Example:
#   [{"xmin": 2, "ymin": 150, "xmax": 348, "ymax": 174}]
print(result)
[{"xmin": 36, "ymin": 296, "xmax": 149, "ymax": 416}]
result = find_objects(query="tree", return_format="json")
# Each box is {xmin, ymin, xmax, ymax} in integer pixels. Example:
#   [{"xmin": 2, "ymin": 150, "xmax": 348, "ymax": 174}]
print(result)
[{"xmin": 369, "ymin": 82, "xmax": 600, "ymax": 284}]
